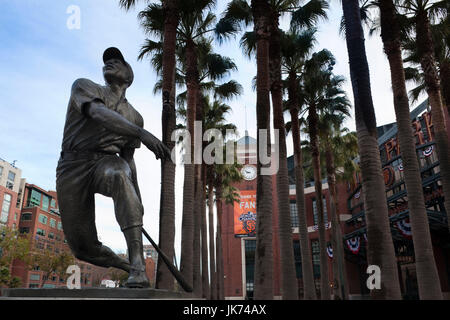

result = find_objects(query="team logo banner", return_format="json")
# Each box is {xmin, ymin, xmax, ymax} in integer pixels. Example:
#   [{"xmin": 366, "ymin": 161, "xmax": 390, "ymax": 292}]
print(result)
[{"xmin": 234, "ymin": 190, "xmax": 257, "ymax": 237}]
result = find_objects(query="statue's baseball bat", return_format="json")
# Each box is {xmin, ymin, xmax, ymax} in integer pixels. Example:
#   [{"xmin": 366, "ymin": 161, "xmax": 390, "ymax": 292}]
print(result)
[{"xmin": 141, "ymin": 227, "xmax": 193, "ymax": 293}]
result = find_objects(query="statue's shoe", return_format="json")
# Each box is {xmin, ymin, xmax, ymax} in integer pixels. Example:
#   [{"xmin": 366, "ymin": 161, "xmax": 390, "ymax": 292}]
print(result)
[{"xmin": 125, "ymin": 265, "xmax": 150, "ymax": 288}]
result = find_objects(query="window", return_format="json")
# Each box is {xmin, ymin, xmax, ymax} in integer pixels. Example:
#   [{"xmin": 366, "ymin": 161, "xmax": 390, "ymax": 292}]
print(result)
[
  {"xmin": 38, "ymin": 214, "xmax": 48, "ymax": 225},
  {"xmin": 42, "ymin": 196, "xmax": 49, "ymax": 212},
  {"xmin": 311, "ymin": 240, "xmax": 321, "ymax": 278},
  {"xmin": 28, "ymin": 189, "xmax": 41, "ymax": 207},
  {"xmin": 7, "ymin": 171, "xmax": 15, "ymax": 183},
  {"xmin": 30, "ymin": 274, "xmax": 40, "ymax": 281},
  {"xmin": 290, "ymin": 201, "xmax": 299, "ymax": 228},
  {"xmin": 19, "ymin": 227, "xmax": 30, "ymax": 234},
  {"xmin": 29, "ymin": 284, "xmax": 39, "ymax": 288},
  {"xmin": 0, "ymin": 166, "xmax": 3, "ymax": 177},
  {"xmin": 50, "ymin": 199, "xmax": 56, "ymax": 208},
  {"xmin": 21, "ymin": 213, "xmax": 32, "ymax": 221},
  {"xmin": 48, "ymin": 232, "xmax": 54, "ymax": 239},
  {"xmin": 293, "ymin": 240, "xmax": 302, "ymax": 279},
  {"xmin": 36, "ymin": 228, "xmax": 46, "ymax": 236},
  {"xmin": 6, "ymin": 171, "xmax": 15, "ymax": 189},
  {"xmin": 244, "ymin": 239, "xmax": 256, "ymax": 300},
  {"xmin": 312, "ymin": 197, "xmax": 328, "ymax": 226},
  {"xmin": 57, "ymin": 222, "xmax": 63, "ymax": 230},
  {"xmin": 50, "ymin": 218, "xmax": 56, "ymax": 228},
  {"xmin": 1, "ymin": 194, "xmax": 12, "ymax": 223}
]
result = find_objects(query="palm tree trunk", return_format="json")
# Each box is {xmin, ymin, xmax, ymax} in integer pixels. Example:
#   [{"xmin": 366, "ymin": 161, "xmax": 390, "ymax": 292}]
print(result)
[
  {"xmin": 324, "ymin": 143, "xmax": 348, "ymax": 300},
  {"xmin": 379, "ymin": 0, "xmax": 442, "ymax": 300},
  {"xmin": 208, "ymin": 180, "xmax": 217, "ymax": 300},
  {"xmin": 416, "ymin": 9, "xmax": 450, "ymax": 233},
  {"xmin": 440, "ymin": 61, "xmax": 450, "ymax": 114},
  {"xmin": 193, "ymin": 92, "xmax": 204, "ymax": 298},
  {"xmin": 201, "ymin": 164, "xmax": 210, "ymax": 299},
  {"xmin": 289, "ymin": 105, "xmax": 317, "ymax": 300},
  {"xmin": 341, "ymin": 0, "xmax": 402, "ymax": 299},
  {"xmin": 269, "ymin": 19, "xmax": 298, "ymax": 300},
  {"xmin": 252, "ymin": 0, "xmax": 274, "ymax": 300},
  {"xmin": 308, "ymin": 104, "xmax": 330, "ymax": 300},
  {"xmin": 216, "ymin": 184, "xmax": 225, "ymax": 300},
  {"xmin": 180, "ymin": 39, "xmax": 198, "ymax": 291},
  {"xmin": 156, "ymin": 0, "xmax": 178, "ymax": 291},
  {"xmin": 193, "ymin": 164, "xmax": 203, "ymax": 297}
]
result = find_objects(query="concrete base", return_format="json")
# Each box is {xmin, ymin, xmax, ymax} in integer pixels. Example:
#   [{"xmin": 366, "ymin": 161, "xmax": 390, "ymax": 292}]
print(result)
[{"xmin": 0, "ymin": 288, "xmax": 193, "ymax": 300}]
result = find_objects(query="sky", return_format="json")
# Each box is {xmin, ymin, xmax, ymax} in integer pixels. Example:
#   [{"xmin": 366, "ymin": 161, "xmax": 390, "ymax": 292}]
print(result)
[{"xmin": 0, "ymin": 0, "xmax": 424, "ymax": 256}]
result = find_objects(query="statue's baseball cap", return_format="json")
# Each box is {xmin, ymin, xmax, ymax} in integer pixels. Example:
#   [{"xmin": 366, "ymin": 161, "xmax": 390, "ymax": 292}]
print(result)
[{"xmin": 103, "ymin": 47, "xmax": 134, "ymax": 86}]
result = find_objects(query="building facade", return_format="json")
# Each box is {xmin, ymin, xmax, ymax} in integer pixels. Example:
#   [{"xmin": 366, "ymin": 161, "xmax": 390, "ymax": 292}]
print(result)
[
  {"xmin": 0, "ymin": 158, "xmax": 25, "ymax": 230},
  {"xmin": 11, "ymin": 183, "xmax": 109, "ymax": 288},
  {"xmin": 221, "ymin": 100, "xmax": 450, "ymax": 300}
]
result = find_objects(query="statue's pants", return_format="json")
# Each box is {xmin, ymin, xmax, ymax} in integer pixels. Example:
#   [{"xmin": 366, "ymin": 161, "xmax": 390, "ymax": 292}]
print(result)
[{"xmin": 56, "ymin": 154, "xmax": 143, "ymax": 257}]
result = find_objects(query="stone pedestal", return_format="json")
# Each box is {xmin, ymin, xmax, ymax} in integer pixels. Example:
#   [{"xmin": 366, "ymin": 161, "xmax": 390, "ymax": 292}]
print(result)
[{"xmin": 0, "ymin": 288, "xmax": 193, "ymax": 300}]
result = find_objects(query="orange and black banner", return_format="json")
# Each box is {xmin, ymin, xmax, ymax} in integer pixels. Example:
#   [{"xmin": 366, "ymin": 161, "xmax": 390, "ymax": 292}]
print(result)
[{"xmin": 234, "ymin": 190, "xmax": 257, "ymax": 237}]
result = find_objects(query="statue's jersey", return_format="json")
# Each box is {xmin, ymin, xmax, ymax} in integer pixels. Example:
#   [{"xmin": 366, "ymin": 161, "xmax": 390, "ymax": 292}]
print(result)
[{"xmin": 60, "ymin": 78, "xmax": 143, "ymax": 154}]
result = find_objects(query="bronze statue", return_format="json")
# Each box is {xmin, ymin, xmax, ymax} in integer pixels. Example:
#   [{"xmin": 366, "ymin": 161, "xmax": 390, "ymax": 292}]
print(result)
[{"xmin": 56, "ymin": 47, "xmax": 170, "ymax": 288}]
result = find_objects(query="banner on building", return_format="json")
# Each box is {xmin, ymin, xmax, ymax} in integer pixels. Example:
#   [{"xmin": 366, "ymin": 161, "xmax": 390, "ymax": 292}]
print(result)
[{"xmin": 234, "ymin": 190, "xmax": 257, "ymax": 237}]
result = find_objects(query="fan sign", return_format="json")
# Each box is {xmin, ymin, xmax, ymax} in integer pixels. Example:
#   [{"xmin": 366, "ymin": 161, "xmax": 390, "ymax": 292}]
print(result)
[
  {"xmin": 396, "ymin": 218, "xmax": 412, "ymax": 238},
  {"xmin": 234, "ymin": 190, "xmax": 257, "ymax": 237},
  {"xmin": 346, "ymin": 236, "xmax": 361, "ymax": 254}
]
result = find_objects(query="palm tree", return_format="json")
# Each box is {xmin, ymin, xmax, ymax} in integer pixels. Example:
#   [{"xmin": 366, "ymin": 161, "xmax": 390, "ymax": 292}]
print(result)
[
  {"xmin": 376, "ymin": 0, "xmax": 443, "ymax": 300},
  {"xmin": 403, "ymin": 13, "xmax": 450, "ymax": 111},
  {"xmin": 175, "ymin": 42, "xmax": 242, "ymax": 297},
  {"xmin": 269, "ymin": 0, "xmax": 328, "ymax": 300},
  {"xmin": 317, "ymin": 98, "xmax": 352, "ymax": 300},
  {"xmin": 139, "ymin": 0, "xmax": 222, "ymax": 295},
  {"xmin": 217, "ymin": 0, "xmax": 275, "ymax": 299},
  {"xmin": 282, "ymin": 28, "xmax": 318, "ymax": 300},
  {"xmin": 119, "ymin": 0, "xmax": 179, "ymax": 291},
  {"xmin": 297, "ymin": 49, "xmax": 341, "ymax": 300},
  {"xmin": 398, "ymin": 1, "xmax": 450, "ymax": 234},
  {"xmin": 219, "ymin": 0, "xmax": 329, "ymax": 300},
  {"xmin": 323, "ymin": 127, "xmax": 357, "ymax": 300},
  {"xmin": 214, "ymin": 159, "xmax": 243, "ymax": 299},
  {"xmin": 340, "ymin": 0, "xmax": 402, "ymax": 299}
]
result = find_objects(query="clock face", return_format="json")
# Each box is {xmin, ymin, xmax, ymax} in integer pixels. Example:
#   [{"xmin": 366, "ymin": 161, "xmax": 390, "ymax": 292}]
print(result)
[{"xmin": 241, "ymin": 165, "xmax": 257, "ymax": 181}]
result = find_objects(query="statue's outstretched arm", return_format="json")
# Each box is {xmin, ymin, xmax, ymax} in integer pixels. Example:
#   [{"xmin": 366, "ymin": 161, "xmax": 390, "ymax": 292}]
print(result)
[{"xmin": 85, "ymin": 100, "xmax": 171, "ymax": 160}]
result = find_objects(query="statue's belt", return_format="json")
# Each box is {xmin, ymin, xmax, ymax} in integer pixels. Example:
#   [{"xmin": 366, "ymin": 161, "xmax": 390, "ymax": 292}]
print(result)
[{"xmin": 60, "ymin": 150, "xmax": 115, "ymax": 161}]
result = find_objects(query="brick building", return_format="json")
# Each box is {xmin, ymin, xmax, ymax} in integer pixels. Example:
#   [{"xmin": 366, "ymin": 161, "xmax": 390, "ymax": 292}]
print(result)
[
  {"xmin": 10, "ymin": 183, "xmax": 109, "ymax": 288},
  {"xmin": 221, "ymin": 100, "xmax": 450, "ymax": 300}
]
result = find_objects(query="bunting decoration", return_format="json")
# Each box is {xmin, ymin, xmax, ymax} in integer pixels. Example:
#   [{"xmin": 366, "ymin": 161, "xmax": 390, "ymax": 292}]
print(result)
[
  {"xmin": 346, "ymin": 236, "xmax": 361, "ymax": 254},
  {"xmin": 363, "ymin": 233, "xmax": 368, "ymax": 243},
  {"xmin": 397, "ymin": 163, "xmax": 404, "ymax": 172},
  {"xmin": 327, "ymin": 244, "xmax": 333, "ymax": 258},
  {"xmin": 396, "ymin": 218, "xmax": 412, "ymax": 238},
  {"xmin": 422, "ymin": 145, "xmax": 434, "ymax": 157},
  {"xmin": 354, "ymin": 191, "xmax": 361, "ymax": 199}
]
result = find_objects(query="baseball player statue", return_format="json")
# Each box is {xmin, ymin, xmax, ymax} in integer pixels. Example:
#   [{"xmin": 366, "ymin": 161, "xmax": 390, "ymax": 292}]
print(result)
[{"xmin": 56, "ymin": 47, "xmax": 171, "ymax": 288}]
